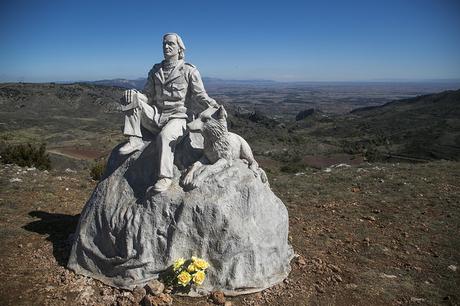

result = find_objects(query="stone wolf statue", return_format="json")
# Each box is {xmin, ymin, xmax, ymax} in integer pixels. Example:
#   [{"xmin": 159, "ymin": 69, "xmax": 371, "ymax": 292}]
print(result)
[{"xmin": 182, "ymin": 105, "xmax": 268, "ymax": 189}]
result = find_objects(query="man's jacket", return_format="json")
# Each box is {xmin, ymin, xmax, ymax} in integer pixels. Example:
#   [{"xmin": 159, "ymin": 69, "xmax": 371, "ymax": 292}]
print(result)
[{"xmin": 144, "ymin": 59, "xmax": 217, "ymax": 121}]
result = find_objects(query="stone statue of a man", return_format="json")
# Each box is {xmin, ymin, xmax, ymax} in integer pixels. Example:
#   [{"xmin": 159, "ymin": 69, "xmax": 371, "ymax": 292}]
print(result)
[{"xmin": 120, "ymin": 33, "xmax": 219, "ymax": 192}]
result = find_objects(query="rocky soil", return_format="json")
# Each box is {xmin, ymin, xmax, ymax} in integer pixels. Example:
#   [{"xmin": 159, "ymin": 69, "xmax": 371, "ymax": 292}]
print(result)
[{"xmin": 0, "ymin": 160, "xmax": 459, "ymax": 305}]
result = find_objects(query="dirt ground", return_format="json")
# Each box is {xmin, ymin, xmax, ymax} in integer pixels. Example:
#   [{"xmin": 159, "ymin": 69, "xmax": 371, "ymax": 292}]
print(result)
[{"xmin": 0, "ymin": 160, "xmax": 459, "ymax": 305}]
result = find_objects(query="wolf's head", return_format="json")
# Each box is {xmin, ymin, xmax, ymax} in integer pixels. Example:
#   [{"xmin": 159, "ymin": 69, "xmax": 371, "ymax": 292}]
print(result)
[{"xmin": 188, "ymin": 106, "xmax": 228, "ymax": 139}]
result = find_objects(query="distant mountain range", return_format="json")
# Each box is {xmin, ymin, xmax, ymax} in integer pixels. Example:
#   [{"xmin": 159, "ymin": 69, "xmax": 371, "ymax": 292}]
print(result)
[
  {"xmin": 78, "ymin": 77, "xmax": 278, "ymax": 90},
  {"xmin": 83, "ymin": 78, "xmax": 147, "ymax": 90}
]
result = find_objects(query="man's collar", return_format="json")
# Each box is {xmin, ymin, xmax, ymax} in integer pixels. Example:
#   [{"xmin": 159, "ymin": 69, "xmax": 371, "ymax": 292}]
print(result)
[{"xmin": 162, "ymin": 58, "xmax": 181, "ymax": 70}]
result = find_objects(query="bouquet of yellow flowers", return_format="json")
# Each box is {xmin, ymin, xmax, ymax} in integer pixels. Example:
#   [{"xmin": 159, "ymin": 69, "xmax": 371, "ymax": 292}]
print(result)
[{"xmin": 162, "ymin": 256, "xmax": 209, "ymax": 291}]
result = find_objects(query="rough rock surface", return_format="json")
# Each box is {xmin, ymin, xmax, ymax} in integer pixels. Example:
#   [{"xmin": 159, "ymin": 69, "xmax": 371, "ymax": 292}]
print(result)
[{"xmin": 68, "ymin": 137, "xmax": 293, "ymax": 296}]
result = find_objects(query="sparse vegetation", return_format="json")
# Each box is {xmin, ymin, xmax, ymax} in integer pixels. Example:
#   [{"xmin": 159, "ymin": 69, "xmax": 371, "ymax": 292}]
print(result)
[
  {"xmin": 90, "ymin": 158, "xmax": 106, "ymax": 180},
  {"xmin": 0, "ymin": 142, "xmax": 51, "ymax": 170}
]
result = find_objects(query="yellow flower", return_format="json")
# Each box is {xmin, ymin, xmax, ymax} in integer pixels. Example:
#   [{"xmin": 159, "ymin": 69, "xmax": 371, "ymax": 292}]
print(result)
[
  {"xmin": 192, "ymin": 270, "xmax": 206, "ymax": 285},
  {"xmin": 187, "ymin": 263, "xmax": 197, "ymax": 273},
  {"xmin": 173, "ymin": 258, "xmax": 185, "ymax": 271},
  {"xmin": 191, "ymin": 256, "xmax": 209, "ymax": 270},
  {"xmin": 177, "ymin": 271, "xmax": 192, "ymax": 286}
]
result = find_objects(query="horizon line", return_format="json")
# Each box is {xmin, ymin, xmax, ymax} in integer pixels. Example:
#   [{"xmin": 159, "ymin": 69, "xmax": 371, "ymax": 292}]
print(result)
[{"xmin": 2, "ymin": 76, "xmax": 460, "ymax": 85}]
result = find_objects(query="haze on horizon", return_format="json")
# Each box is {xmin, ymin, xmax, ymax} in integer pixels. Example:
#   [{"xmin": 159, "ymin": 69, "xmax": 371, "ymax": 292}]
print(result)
[{"xmin": 1, "ymin": 0, "xmax": 460, "ymax": 83}]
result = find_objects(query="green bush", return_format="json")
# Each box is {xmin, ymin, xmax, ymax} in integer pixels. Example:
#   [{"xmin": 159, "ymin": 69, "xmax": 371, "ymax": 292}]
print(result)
[
  {"xmin": 0, "ymin": 143, "xmax": 51, "ymax": 170},
  {"xmin": 90, "ymin": 159, "xmax": 106, "ymax": 181}
]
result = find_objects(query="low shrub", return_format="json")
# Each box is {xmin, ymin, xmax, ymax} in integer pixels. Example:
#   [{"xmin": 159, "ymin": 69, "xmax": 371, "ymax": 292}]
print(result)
[
  {"xmin": 0, "ymin": 142, "xmax": 51, "ymax": 170},
  {"xmin": 90, "ymin": 158, "xmax": 106, "ymax": 181}
]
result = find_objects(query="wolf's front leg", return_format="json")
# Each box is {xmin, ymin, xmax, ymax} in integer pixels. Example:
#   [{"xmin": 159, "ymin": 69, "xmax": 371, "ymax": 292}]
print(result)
[
  {"xmin": 191, "ymin": 158, "xmax": 229, "ymax": 188},
  {"xmin": 182, "ymin": 160, "xmax": 203, "ymax": 187}
]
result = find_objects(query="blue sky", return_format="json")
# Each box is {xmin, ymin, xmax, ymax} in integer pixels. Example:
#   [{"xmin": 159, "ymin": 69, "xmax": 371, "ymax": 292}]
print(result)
[{"xmin": 1, "ymin": 0, "xmax": 459, "ymax": 82}]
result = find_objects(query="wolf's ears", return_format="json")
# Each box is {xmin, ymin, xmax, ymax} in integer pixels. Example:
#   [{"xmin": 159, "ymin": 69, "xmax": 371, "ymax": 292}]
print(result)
[{"xmin": 215, "ymin": 105, "xmax": 227, "ymax": 120}]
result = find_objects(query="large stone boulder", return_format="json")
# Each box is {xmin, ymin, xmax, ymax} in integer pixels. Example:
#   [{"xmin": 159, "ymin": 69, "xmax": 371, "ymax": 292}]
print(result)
[{"xmin": 68, "ymin": 137, "xmax": 293, "ymax": 296}]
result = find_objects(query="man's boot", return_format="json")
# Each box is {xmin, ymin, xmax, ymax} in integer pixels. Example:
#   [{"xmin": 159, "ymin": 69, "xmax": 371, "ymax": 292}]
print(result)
[
  {"xmin": 153, "ymin": 178, "xmax": 172, "ymax": 193},
  {"xmin": 119, "ymin": 136, "xmax": 144, "ymax": 155}
]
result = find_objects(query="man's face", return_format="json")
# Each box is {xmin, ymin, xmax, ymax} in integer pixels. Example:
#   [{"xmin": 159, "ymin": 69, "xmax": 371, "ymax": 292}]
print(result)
[{"xmin": 163, "ymin": 35, "xmax": 180, "ymax": 59}]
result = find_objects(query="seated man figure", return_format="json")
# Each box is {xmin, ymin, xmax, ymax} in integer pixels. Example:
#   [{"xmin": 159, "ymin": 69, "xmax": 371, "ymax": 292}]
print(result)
[{"xmin": 120, "ymin": 33, "xmax": 219, "ymax": 192}]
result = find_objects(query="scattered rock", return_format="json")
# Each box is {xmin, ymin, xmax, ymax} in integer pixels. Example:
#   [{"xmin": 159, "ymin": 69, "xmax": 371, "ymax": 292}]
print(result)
[
  {"xmin": 314, "ymin": 284, "xmax": 325, "ymax": 293},
  {"xmin": 295, "ymin": 255, "xmax": 306, "ymax": 266},
  {"xmin": 328, "ymin": 264, "xmax": 341, "ymax": 273},
  {"xmin": 145, "ymin": 279, "xmax": 164, "ymax": 296},
  {"xmin": 9, "ymin": 178, "xmax": 22, "ymax": 183},
  {"xmin": 333, "ymin": 163, "xmax": 351, "ymax": 168},
  {"xmin": 142, "ymin": 293, "xmax": 172, "ymax": 306},
  {"xmin": 410, "ymin": 297, "xmax": 426, "ymax": 303},
  {"xmin": 345, "ymin": 283, "xmax": 358, "ymax": 289},
  {"xmin": 380, "ymin": 273, "xmax": 397, "ymax": 279},
  {"xmin": 163, "ymin": 286, "xmax": 172, "ymax": 294},
  {"xmin": 351, "ymin": 187, "xmax": 360, "ymax": 193},
  {"xmin": 332, "ymin": 274, "xmax": 343, "ymax": 282},
  {"xmin": 210, "ymin": 291, "xmax": 226, "ymax": 305},
  {"xmin": 447, "ymin": 265, "xmax": 457, "ymax": 272},
  {"xmin": 362, "ymin": 216, "xmax": 376, "ymax": 221},
  {"xmin": 133, "ymin": 286, "xmax": 147, "ymax": 302}
]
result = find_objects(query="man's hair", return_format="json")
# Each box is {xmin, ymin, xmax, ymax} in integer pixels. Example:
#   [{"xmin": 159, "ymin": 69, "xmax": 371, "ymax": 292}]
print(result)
[{"xmin": 163, "ymin": 33, "xmax": 186, "ymax": 60}]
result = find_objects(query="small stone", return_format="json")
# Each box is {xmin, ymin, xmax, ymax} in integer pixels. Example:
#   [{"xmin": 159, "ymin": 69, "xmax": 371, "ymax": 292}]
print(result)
[
  {"xmin": 447, "ymin": 265, "xmax": 457, "ymax": 272},
  {"xmin": 224, "ymin": 302, "xmax": 233, "ymax": 306},
  {"xmin": 144, "ymin": 279, "xmax": 164, "ymax": 296},
  {"xmin": 363, "ymin": 216, "xmax": 376, "ymax": 221},
  {"xmin": 210, "ymin": 291, "xmax": 226, "ymax": 305},
  {"xmin": 141, "ymin": 295, "xmax": 153, "ymax": 306},
  {"xmin": 333, "ymin": 274, "xmax": 343, "ymax": 282},
  {"xmin": 410, "ymin": 297, "xmax": 426, "ymax": 303},
  {"xmin": 142, "ymin": 293, "xmax": 172, "ymax": 306},
  {"xmin": 380, "ymin": 273, "xmax": 397, "ymax": 279},
  {"xmin": 345, "ymin": 283, "xmax": 357, "ymax": 289},
  {"xmin": 133, "ymin": 286, "xmax": 146, "ymax": 302},
  {"xmin": 314, "ymin": 284, "xmax": 324, "ymax": 293},
  {"xmin": 328, "ymin": 264, "xmax": 341, "ymax": 273},
  {"xmin": 296, "ymin": 256, "xmax": 306, "ymax": 266},
  {"xmin": 254, "ymin": 292, "xmax": 263, "ymax": 300},
  {"xmin": 158, "ymin": 293, "xmax": 173, "ymax": 305}
]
